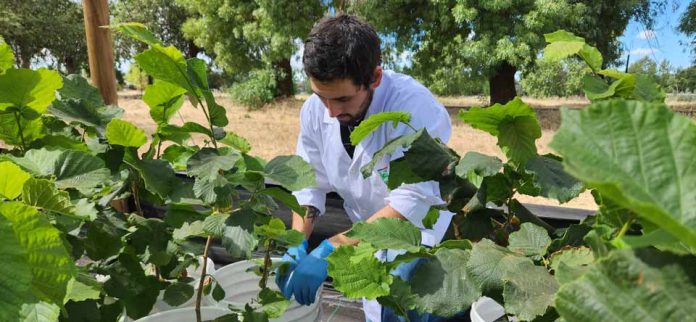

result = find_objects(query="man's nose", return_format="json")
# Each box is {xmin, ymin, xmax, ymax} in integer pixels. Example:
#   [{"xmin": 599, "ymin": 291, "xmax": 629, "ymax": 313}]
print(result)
[{"xmin": 326, "ymin": 101, "xmax": 341, "ymax": 117}]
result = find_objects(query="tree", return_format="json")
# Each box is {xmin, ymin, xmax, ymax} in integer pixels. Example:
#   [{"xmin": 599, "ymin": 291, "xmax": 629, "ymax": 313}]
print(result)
[
  {"xmin": 628, "ymin": 56, "xmax": 658, "ymax": 76},
  {"xmin": 520, "ymin": 58, "xmax": 590, "ymax": 97},
  {"xmin": 0, "ymin": 0, "xmax": 87, "ymax": 72},
  {"xmin": 348, "ymin": 0, "xmax": 664, "ymax": 105},
  {"xmin": 174, "ymin": 0, "xmax": 325, "ymax": 97},
  {"xmin": 678, "ymin": 0, "xmax": 695, "ymax": 63},
  {"xmin": 674, "ymin": 66, "xmax": 696, "ymax": 93},
  {"xmin": 110, "ymin": 0, "xmax": 199, "ymax": 60}
]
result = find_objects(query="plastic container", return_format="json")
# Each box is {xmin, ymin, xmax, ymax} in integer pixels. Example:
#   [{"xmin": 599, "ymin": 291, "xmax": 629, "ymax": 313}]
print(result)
[
  {"xmin": 134, "ymin": 306, "xmax": 231, "ymax": 322},
  {"xmin": 210, "ymin": 258, "xmax": 322, "ymax": 322},
  {"xmin": 470, "ymin": 297, "xmax": 506, "ymax": 322}
]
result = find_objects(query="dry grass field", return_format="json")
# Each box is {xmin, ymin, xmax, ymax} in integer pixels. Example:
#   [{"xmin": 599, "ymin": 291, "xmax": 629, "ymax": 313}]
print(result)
[{"xmin": 120, "ymin": 92, "xmax": 607, "ymax": 210}]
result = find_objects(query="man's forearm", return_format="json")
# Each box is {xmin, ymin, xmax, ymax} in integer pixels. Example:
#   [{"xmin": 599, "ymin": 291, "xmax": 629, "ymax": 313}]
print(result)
[
  {"xmin": 327, "ymin": 204, "xmax": 406, "ymax": 247},
  {"xmin": 292, "ymin": 206, "xmax": 320, "ymax": 239}
]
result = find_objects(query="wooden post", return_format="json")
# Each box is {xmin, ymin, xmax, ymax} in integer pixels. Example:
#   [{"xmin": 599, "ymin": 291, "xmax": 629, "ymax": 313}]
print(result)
[{"xmin": 82, "ymin": 0, "xmax": 118, "ymax": 105}]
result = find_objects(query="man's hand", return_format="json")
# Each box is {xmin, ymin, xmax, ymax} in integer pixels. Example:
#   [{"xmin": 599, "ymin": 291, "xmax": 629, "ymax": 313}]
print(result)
[
  {"xmin": 289, "ymin": 239, "xmax": 335, "ymax": 305},
  {"xmin": 275, "ymin": 240, "xmax": 308, "ymax": 298}
]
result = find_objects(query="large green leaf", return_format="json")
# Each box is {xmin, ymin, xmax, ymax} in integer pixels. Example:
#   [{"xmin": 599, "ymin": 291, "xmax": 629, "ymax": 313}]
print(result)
[
  {"xmin": 524, "ymin": 155, "xmax": 584, "ymax": 203},
  {"xmin": 466, "ymin": 239, "xmax": 531, "ymax": 292},
  {"xmin": 163, "ymin": 282, "xmax": 194, "ymax": 307},
  {"xmin": 0, "ymin": 202, "xmax": 75, "ymax": 306},
  {"xmin": 555, "ymin": 249, "xmax": 696, "ymax": 322},
  {"xmin": 543, "ymin": 30, "xmax": 602, "ymax": 71},
  {"xmin": 633, "ymin": 74, "xmax": 666, "ymax": 103},
  {"xmin": 550, "ymin": 101, "xmax": 696, "ymax": 248},
  {"xmin": 21, "ymin": 178, "xmax": 77, "ymax": 218},
  {"xmin": 48, "ymin": 99, "xmax": 123, "ymax": 135},
  {"xmin": 410, "ymin": 248, "xmax": 481, "ymax": 317},
  {"xmin": 0, "ymin": 68, "xmax": 62, "ymax": 117},
  {"xmin": 350, "ymin": 111, "xmax": 411, "ymax": 145},
  {"xmin": 508, "ymin": 223, "xmax": 552, "ymax": 259},
  {"xmin": 402, "ymin": 130, "xmax": 458, "ymax": 181},
  {"xmin": 258, "ymin": 288, "xmax": 290, "ymax": 318},
  {"xmin": 64, "ymin": 274, "xmax": 102, "ymax": 303},
  {"xmin": 327, "ymin": 243, "xmax": 393, "ymax": 299},
  {"xmin": 110, "ymin": 23, "xmax": 162, "ymax": 46},
  {"xmin": 187, "ymin": 148, "xmax": 240, "ymax": 181},
  {"xmin": 0, "ymin": 37, "xmax": 13, "ymax": 73},
  {"xmin": 143, "ymin": 80, "xmax": 187, "ymax": 125},
  {"xmin": 124, "ymin": 152, "xmax": 177, "ymax": 198},
  {"xmin": 106, "ymin": 119, "xmax": 147, "ymax": 148},
  {"xmin": 346, "ymin": 218, "xmax": 421, "ymax": 252},
  {"xmin": 0, "ymin": 113, "xmax": 45, "ymax": 146},
  {"xmin": 57, "ymin": 74, "xmax": 104, "ymax": 108},
  {"xmin": 0, "ymin": 213, "xmax": 33, "ymax": 321},
  {"xmin": 258, "ymin": 187, "xmax": 304, "ymax": 215},
  {"xmin": 0, "ymin": 161, "xmax": 30, "ymax": 199},
  {"xmin": 19, "ymin": 301, "xmax": 60, "ymax": 322},
  {"xmin": 459, "ymin": 97, "xmax": 541, "ymax": 164},
  {"xmin": 8, "ymin": 148, "xmax": 111, "ymax": 191},
  {"xmin": 503, "ymin": 262, "xmax": 558, "ymax": 321},
  {"xmin": 263, "ymin": 155, "xmax": 315, "ymax": 191},
  {"xmin": 103, "ymin": 253, "xmax": 160, "ymax": 319},
  {"xmin": 220, "ymin": 131, "xmax": 252, "ymax": 153},
  {"xmin": 455, "ymin": 152, "xmax": 503, "ymax": 187},
  {"xmin": 361, "ymin": 129, "xmax": 423, "ymax": 178},
  {"xmin": 203, "ymin": 212, "xmax": 258, "ymax": 258},
  {"xmin": 134, "ymin": 44, "xmax": 196, "ymax": 96},
  {"xmin": 549, "ymin": 247, "xmax": 594, "ymax": 278}
]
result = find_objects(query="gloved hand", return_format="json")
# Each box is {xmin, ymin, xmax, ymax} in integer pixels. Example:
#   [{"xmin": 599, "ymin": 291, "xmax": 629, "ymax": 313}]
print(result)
[
  {"xmin": 275, "ymin": 240, "xmax": 308, "ymax": 299},
  {"xmin": 290, "ymin": 239, "xmax": 335, "ymax": 305}
]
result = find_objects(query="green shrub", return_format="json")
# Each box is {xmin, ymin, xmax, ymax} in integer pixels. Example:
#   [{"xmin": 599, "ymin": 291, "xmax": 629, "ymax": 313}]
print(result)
[
  {"xmin": 520, "ymin": 58, "xmax": 590, "ymax": 97},
  {"xmin": 229, "ymin": 69, "xmax": 277, "ymax": 109}
]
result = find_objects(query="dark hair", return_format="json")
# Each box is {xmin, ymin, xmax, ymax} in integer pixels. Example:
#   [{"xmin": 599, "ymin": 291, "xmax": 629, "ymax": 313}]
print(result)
[{"xmin": 303, "ymin": 14, "xmax": 381, "ymax": 88}]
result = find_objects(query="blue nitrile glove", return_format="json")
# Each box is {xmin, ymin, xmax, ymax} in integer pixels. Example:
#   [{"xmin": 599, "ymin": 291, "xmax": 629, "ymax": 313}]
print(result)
[
  {"xmin": 290, "ymin": 239, "xmax": 335, "ymax": 305},
  {"xmin": 276, "ymin": 240, "xmax": 308, "ymax": 299}
]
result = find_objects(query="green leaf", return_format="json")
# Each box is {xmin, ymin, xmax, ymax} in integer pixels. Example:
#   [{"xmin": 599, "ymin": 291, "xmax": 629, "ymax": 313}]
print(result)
[
  {"xmin": 124, "ymin": 152, "xmax": 177, "ymax": 198},
  {"xmin": 57, "ymin": 74, "xmax": 104, "ymax": 108},
  {"xmin": 49, "ymin": 99, "xmax": 123, "ymax": 136},
  {"xmin": 0, "ymin": 68, "xmax": 62, "ymax": 117},
  {"xmin": 106, "ymin": 119, "xmax": 147, "ymax": 147},
  {"xmin": 263, "ymin": 155, "xmax": 315, "ymax": 191},
  {"xmin": 327, "ymin": 243, "xmax": 393, "ymax": 299},
  {"xmin": 350, "ymin": 111, "xmax": 411, "ymax": 145},
  {"xmin": 212, "ymin": 281, "xmax": 226, "ymax": 302},
  {"xmin": 543, "ymin": 30, "xmax": 602, "ymax": 71},
  {"xmin": 203, "ymin": 212, "xmax": 258, "ymax": 258},
  {"xmin": 0, "ymin": 213, "xmax": 33, "ymax": 321},
  {"xmin": 163, "ymin": 282, "xmax": 194, "ymax": 307},
  {"xmin": 134, "ymin": 44, "xmax": 196, "ymax": 95},
  {"xmin": 346, "ymin": 218, "xmax": 421, "ymax": 252},
  {"xmin": 582, "ymin": 75, "xmax": 613, "ymax": 101},
  {"xmin": 64, "ymin": 274, "xmax": 102, "ymax": 303},
  {"xmin": 203, "ymin": 91, "xmax": 228, "ymax": 127},
  {"xmin": 361, "ymin": 129, "xmax": 423, "ymax": 177},
  {"xmin": 0, "ymin": 37, "xmax": 14, "ymax": 73},
  {"xmin": 578, "ymin": 44, "xmax": 603, "ymax": 72},
  {"xmin": 633, "ymin": 74, "xmax": 666, "ymax": 103},
  {"xmin": 220, "ymin": 131, "xmax": 252, "ymax": 153},
  {"xmin": 0, "ymin": 202, "xmax": 75, "ymax": 306},
  {"xmin": 503, "ymin": 262, "xmax": 558, "ymax": 321},
  {"xmin": 187, "ymin": 148, "xmax": 240, "ymax": 181},
  {"xmin": 21, "ymin": 178, "xmax": 77, "ymax": 218},
  {"xmin": 29, "ymin": 135, "xmax": 90, "ymax": 153},
  {"xmin": 0, "ymin": 161, "xmax": 30, "ymax": 199},
  {"xmin": 508, "ymin": 223, "xmax": 552, "ymax": 259},
  {"xmin": 402, "ymin": 130, "xmax": 458, "ymax": 181},
  {"xmin": 410, "ymin": 248, "xmax": 481, "ymax": 317},
  {"xmin": 258, "ymin": 187, "xmax": 304, "ymax": 215},
  {"xmin": 103, "ymin": 253, "xmax": 160, "ymax": 319},
  {"xmin": 509, "ymin": 200, "xmax": 555, "ymax": 234},
  {"xmin": 524, "ymin": 155, "xmax": 584, "ymax": 203},
  {"xmin": 0, "ymin": 112, "xmax": 45, "ymax": 146},
  {"xmin": 161, "ymin": 145, "xmax": 197, "ymax": 171},
  {"xmin": 258, "ymin": 288, "xmax": 289, "ymax": 318},
  {"xmin": 110, "ymin": 22, "xmax": 162, "ymax": 46},
  {"xmin": 455, "ymin": 152, "xmax": 503, "ymax": 187},
  {"xmin": 549, "ymin": 101, "xmax": 696, "ymax": 249},
  {"xmin": 9, "ymin": 149, "xmax": 111, "ymax": 191},
  {"xmin": 467, "ymin": 239, "xmax": 531, "ymax": 292},
  {"xmin": 143, "ymin": 80, "xmax": 187, "ymax": 125},
  {"xmin": 549, "ymin": 247, "xmax": 594, "ymax": 273},
  {"xmin": 459, "ymin": 97, "xmax": 541, "ymax": 164},
  {"xmin": 83, "ymin": 211, "xmax": 127, "ymax": 260},
  {"xmin": 422, "ymin": 206, "xmax": 440, "ymax": 229},
  {"xmin": 127, "ymin": 216, "xmax": 173, "ymax": 265},
  {"xmin": 555, "ymin": 249, "xmax": 696, "ymax": 322},
  {"xmin": 19, "ymin": 301, "xmax": 60, "ymax": 322}
]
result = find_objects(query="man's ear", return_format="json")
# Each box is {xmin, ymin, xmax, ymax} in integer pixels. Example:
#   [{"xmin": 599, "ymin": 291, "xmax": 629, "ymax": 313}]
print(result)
[{"xmin": 369, "ymin": 66, "xmax": 383, "ymax": 90}]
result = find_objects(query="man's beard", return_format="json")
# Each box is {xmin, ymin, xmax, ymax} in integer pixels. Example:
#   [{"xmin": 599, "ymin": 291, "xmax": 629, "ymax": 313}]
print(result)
[{"xmin": 338, "ymin": 89, "xmax": 373, "ymax": 126}]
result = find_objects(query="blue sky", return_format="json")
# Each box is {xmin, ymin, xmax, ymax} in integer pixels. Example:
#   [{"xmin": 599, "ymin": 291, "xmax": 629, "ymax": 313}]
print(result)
[{"xmin": 618, "ymin": 0, "xmax": 694, "ymax": 69}]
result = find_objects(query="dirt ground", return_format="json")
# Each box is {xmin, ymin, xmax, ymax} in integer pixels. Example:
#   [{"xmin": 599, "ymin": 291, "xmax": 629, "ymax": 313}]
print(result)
[{"xmin": 119, "ymin": 92, "xmax": 603, "ymax": 210}]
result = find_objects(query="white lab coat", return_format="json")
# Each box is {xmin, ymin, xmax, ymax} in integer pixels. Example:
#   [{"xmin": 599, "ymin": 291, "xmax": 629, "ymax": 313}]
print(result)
[{"xmin": 293, "ymin": 71, "xmax": 454, "ymax": 322}]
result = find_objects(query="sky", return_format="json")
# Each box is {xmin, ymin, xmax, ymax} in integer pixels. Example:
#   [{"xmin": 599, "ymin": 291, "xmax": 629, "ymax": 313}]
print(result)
[{"xmin": 618, "ymin": 0, "xmax": 694, "ymax": 70}]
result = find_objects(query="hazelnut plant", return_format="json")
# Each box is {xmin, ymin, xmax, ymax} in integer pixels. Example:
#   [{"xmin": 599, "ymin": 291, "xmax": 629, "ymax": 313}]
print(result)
[
  {"xmin": 0, "ymin": 25, "xmax": 312, "ymax": 322},
  {"xmin": 325, "ymin": 30, "xmax": 696, "ymax": 321}
]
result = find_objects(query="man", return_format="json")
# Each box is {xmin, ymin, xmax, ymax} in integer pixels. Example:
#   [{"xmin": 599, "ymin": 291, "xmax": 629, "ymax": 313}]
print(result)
[{"xmin": 277, "ymin": 14, "xmax": 454, "ymax": 322}]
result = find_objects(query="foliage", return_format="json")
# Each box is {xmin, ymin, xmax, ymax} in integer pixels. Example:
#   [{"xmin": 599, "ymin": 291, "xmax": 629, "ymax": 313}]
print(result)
[
  {"xmin": 520, "ymin": 58, "xmax": 590, "ymax": 97},
  {"xmin": 0, "ymin": 25, "xmax": 314, "ymax": 321},
  {"xmin": 229, "ymin": 69, "xmax": 277, "ymax": 109},
  {"xmin": 124, "ymin": 63, "xmax": 149, "ymax": 90},
  {"xmin": 678, "ymin": 0, "xmax": 696, "ymax": 63},
  {"xmin": 325, "ymin": 29, "xmax": 695, "ymax": 322},
  {"xmin": 348, "ymin": 0, "xmax": 663, "ymax": 103}
]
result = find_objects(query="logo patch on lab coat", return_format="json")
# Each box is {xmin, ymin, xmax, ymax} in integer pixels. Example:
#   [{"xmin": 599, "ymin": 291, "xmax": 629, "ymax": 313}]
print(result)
[{"xmin": 376, "ymin": 157, "xmax": 390, "ymax": 185}]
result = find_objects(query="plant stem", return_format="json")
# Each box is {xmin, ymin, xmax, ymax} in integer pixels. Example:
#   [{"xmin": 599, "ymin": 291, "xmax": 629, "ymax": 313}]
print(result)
[
  {"xmin": 452, "ymin": 212, "xmax": 463, "ymax": 240},
  {"xmin": 403, "ymin": 121, "xmax": 418, "ymax": 133},
  {"xmin": 259, "ymin": 239, "xmax": 273, "ymax": 289},
  {"xmin": 131, "ymin": 183, "xmax": 144, "ymax": 216},
  {"xmin": 616, "ymin": 219, "xmax": 634, "ymax": 239},
  {"xmin": 156, "ymin": 139, "xmax": 163, "ymax": 159},
  {"xmin": 13, "ymin": 112, "xmax": 26, "ymax": 153},
  {"xmin": 197, "ymin": 100, "xmax": 218, "ymax": 149},
  {"xmin": 195, "ymin": 235, "xmax": 213, "ymax": 322}
]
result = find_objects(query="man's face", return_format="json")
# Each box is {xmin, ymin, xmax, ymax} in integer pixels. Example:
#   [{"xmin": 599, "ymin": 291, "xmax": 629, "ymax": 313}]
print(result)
[{"xmin": 309, "ymin": 68, "xmax": 382, "ymax": 126}]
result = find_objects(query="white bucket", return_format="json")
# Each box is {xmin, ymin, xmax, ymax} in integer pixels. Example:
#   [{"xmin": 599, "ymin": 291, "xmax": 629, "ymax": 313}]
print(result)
[
  {"xmin": 151, "ymin": 256, "xmax": 216, "ymax": 313},
  {"xmin": 470, "ymin": 297, "xmax": 506, "ymax": 322},
  {"xmin": 210, "ymin": 258, "xmax": 322, "ymax": 322},
  {"xmin": 134, "ymin": 306, "xmax": 231, "ymax": 322}
]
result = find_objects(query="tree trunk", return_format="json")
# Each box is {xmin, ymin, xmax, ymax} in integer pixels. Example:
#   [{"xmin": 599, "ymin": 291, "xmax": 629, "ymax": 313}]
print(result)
[
  {"xmin": 273, "ymin": 58, "xmax": 294, "ymax": 98},
  {"xmin": 64, "ymin": 56, "xmax": 78, "ymax": 74},
  {"xmin": 186, "ymin": 41, "xmax": 200, "ymax": 59},
  {"xmin": 488, "ymin": 61, "xmax": 517, "ymax": 106},
  {"xmin": 19, "ymin": 52, "xmax": 31, "ymax": 69}
]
